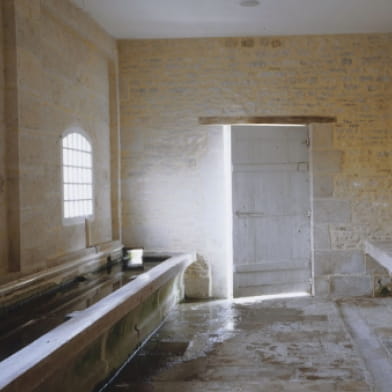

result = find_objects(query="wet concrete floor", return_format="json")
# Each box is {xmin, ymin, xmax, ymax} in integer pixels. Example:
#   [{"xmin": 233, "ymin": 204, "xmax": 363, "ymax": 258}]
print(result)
[{"xmin": 103, "ymin": 296, "xmax": 392, "ymax": 392}]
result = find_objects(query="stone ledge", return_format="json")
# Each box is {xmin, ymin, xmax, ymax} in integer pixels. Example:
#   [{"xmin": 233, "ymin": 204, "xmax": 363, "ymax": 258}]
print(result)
[
  {"xmin": 0, "ymin": 252, "xmax": 196, "ymax": 392},
  {"xmin": 0, "ymin": 240, "xmax": 123, "ymax": 306},
  {"xmin": 365, "ymin": 240, "xmax": 392, "ymax": 275}
]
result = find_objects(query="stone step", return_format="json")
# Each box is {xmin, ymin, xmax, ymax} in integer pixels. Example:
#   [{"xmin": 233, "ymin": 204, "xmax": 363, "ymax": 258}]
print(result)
[
  {"xmin": 234, "ymin": 281, "xmax": 311, "ymax": 297},
  {"xmin": 235, "ymin": 267, "xmax": 310, "ymax": 287}
]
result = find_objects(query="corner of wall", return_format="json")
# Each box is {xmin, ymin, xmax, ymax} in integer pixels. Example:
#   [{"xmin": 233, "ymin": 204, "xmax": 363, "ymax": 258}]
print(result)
[{"xmin": 2, "ymin": 0, "xmax": 20, "ymax": 273}]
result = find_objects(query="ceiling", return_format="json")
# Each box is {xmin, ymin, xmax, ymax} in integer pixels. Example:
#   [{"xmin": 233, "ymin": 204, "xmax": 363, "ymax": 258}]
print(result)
[{"xmin": 71, "ymin": 0, "xmax": 392, "ymax": 39}]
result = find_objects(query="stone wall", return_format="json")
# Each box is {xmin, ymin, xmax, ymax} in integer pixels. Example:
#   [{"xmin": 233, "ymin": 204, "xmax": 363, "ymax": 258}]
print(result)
[
  {"xmin": 311, "ymin": 123, "xmax": 371, "ymax": 296},
  {"xmin": 1, "ymin": 0, "xmax": 120, "ymax": 274},
  {"xmin": 0, "ymin": 5, "xmax": 7, "ymax": 275},
  {"xmin": 119, "ymin": 35, "xmax": 392, "ymax": 298}
]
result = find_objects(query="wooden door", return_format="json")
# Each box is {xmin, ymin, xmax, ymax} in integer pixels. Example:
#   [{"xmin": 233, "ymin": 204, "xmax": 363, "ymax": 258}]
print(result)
[{"xmin": 232, "ymin": 125, "xmax": 311, "ymax": 297}]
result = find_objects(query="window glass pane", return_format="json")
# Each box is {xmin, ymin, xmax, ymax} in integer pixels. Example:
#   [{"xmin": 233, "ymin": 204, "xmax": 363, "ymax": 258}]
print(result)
[
  {"xmin": 63, "ymin": 135, "xmax": 70, "ymax": 148},
  {"xmin": 75, "ymin": 134, "xmax": 79, "ymax": 149},
  {"xmin": 81, "ymin": 137, "xmax": 86, "ymax": 152},
  {"xmin": 64, "ymin": 184, "xmax": 70, "ymax": 200},
  {"xmin": 81, "ymin": 201, "xmax": 87, "ymax": 215},
  {"xmin": 84, "ymin": 168, "xmax": 92, "ymax": 183},
  {"xmin": 86, "ymin": 152, "xmax": 92, "ymax": 167},
  {"xmin": 84, "ymin": 138, "xmax": 91, "ymax": 152},
  {"xmin": 63, "ymin": 166, "xmax": 70, "ymax": 183},
  {"xmin": 63, "ymin": 149, "xmax": 70, "ymax": 166},
  {"xmin": 76, "ymin": 185, "xmax": 82, "ymax": 200},
  {"xmin": 86, "ymin": 184, "xmax": 92, "ymax": 199},
  {"xmin": 81, "ymin": 152, "xmax": 90, "ymax": 167},
  {"xmin": 62, "ymin": 131, "xmax": 93, "ymax": 220},
  {"xmin": 72, "ymin": 201, "xmax": 76, "ymax": 218},
  {"xmin": 77, "ymin": 150, "xmax": 84, "ymax": 167},
  {"xmin": 70, "ymin": 133, "xmax": 75, "ymax": 148}
]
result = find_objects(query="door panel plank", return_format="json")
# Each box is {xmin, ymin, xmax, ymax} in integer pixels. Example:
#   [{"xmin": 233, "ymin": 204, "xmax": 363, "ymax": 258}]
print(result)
[{"xmin": 232, "ymin": 125, "xmax": 311, "ymax": 297}]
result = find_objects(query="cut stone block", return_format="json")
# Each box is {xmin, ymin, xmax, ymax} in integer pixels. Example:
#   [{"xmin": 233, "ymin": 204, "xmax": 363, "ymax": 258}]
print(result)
[
  {"xmin": 311, "ymin": 124, "xmax": 333, "ymax": 149},
  {"xmin": 365, "ymin": 240, "xmax": 392, "ymax": 274},
  {"xmin": 314, "ymin": 276, "xmax": 330, "ymax": 297},
  {"xmin": 312, "ymin": 151, "xmax": 342, "ymax": 173},
  {"xmin": 313, "ymin": 224, "xmax": 331, "ymax": 250},
  {"xmin": 314, "ymin": 250, "xmax": 365, "ymax": 276},
  {"xmin": 184, "ymin": 258, "xmax": 211, "ymax": 299},
  {"xmin": 313, "ymin": 175, "xmax": 334, "ymax": 197},
  {"xmin": 313, "ymin": 199, "xmax": 351, "ymax": 224},
  {"xmin": 365, "ymin": 255, "xmax": 389, "ymax": 275},
  {"xmin": 330, "ymin": 275, "xmax": 372, "ymax": 297}
]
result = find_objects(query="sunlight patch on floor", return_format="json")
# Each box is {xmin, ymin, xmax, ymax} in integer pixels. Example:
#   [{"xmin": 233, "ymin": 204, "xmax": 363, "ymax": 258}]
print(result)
[{"xmin": 233, "ymin": 291, "xmax": 310, "ymax": 303}]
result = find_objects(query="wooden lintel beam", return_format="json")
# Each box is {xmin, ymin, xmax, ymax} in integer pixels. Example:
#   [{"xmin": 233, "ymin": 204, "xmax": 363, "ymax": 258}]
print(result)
[{"xmin": 199, "ymin": 116, "xmax": 336, "ymax": 125}]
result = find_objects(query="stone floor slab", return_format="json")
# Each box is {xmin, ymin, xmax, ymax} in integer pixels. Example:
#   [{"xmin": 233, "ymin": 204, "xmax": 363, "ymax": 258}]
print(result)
[{"xmin": 102, "ymin": 297, "xmax": 392, "ymax": 392}]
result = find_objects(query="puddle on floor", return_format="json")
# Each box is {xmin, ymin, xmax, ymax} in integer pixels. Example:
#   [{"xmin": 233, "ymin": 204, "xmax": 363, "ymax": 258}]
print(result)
[{"xmin": 102, "ymin": 297, "xmax": 374, "ymax": 392}]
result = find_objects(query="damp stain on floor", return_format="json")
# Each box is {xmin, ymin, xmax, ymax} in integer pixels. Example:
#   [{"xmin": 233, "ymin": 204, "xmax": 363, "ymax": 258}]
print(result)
[{"xmin": 102, "ymin": 296, "xmax": 392, "ymax": 392}]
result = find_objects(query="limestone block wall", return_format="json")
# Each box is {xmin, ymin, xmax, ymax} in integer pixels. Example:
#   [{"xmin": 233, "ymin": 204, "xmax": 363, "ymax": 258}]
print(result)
[
  {"xmin": 0, "ymin": 5, "xmax": 7, "ymax": 275},
  {"xmin": 311, "ymin": 123, "xmax": 371, "ymax": 297},
  {"xmin": 2, "ymin": 0, "xmax": 120, "ymax": 274},
  {"xmin": 119, "ymin": 35, "xmax": 392, "ymax": 298}
]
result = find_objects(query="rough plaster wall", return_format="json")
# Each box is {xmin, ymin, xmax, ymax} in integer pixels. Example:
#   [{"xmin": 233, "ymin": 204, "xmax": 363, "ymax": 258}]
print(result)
[
  {"xmin": 8, "ymin": 0, "xmax": 118, "ymax": 273},
  {"xmin": 119, "ymin": 35, "xmax": 392, "ymax": 298},
  {"xmin": 0, "ymin": 5, "xmax": 7, "ymax": 275}
]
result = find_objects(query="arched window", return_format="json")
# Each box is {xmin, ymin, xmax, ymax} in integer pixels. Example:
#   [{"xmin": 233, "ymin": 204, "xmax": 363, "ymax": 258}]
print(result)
[{"xmin": 62, "ymin": 130, "xmax": 93, "ymax": 222}]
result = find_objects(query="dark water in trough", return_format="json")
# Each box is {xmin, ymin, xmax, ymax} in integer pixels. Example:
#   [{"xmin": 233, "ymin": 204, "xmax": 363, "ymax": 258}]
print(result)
[{"xmin": 0, "ymin": 257, "xmax": 167, "ymax": 361}]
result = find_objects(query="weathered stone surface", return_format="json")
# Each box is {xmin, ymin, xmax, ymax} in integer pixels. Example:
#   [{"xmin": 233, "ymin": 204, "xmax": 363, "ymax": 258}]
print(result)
[
  {"xmin": 313, "ymin": 276, "xmax": 330, "ymax": 297},
  {"xmin": 330, "ymin": 224, "xmax": 362, "ymax": 250},
  {"xmin": 1, "ymin": 0, "xmax": 391, "ymax": 302},
  {"xmin": 312, "ymin": 151, "xmax": 343, "ymax": 173},
  {"xmin": 119, "ymin": 35, "xmax": 392, "ymax": 296},
  {"xmin": 0, "ymin": 254, "xmax": 193, "ymax": 392},
  {"xmin": 313, "ymin": 223, "xmax": 332, "ymax": 250},
  {"xmin": 313, "ymin": 174, "xmax": 334, "ymax": 197},
  {"xmin": 0, "ymin": 3, "xmax": 7, "ymax": 275},
  {"xmin": 311, "ymin": 123, "xmax": 334, "ymax": 150},
  {"xmin": 330, "ymin": 275, "xmax": 372, "ymax": 297},
  {"xmin": 365, "ymin": 240, "xmax": 392, "ymax": 274},
  {"xmin": 1, "ymin": 0, "xmax": 119, "ymax": 274},
  {"xmin": 104, "ymin": 297, "xmax": 384, "ymax": 391},
  {"xmin": 365, "ymin": 255, "xmax": 389, "ymax": 275},
  {"xmin": 313, "ymin": 199, "xmax": 352, "ymax": 224},
  {"xmin": 314, "ymin": 250, "xmax": 365, "ymax": 276},
  {"xmin": 373, "ymin": 276, "xmax": 392, "ymax": 297},
  {"xmin": 184, "ymin": 257, "xmax": 211, "ymax": 299}
]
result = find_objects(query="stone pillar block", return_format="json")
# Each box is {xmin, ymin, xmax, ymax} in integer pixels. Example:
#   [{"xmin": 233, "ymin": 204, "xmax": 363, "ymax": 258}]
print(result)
[{"xmin": 184, "ymin": 257, "xmax": 211, "ymax": 299}]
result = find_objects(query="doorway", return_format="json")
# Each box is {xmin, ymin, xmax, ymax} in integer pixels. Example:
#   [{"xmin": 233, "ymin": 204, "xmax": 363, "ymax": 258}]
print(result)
[{"xmin": 231, "ymin": 125, "xmax": 312, "ymax": 297}]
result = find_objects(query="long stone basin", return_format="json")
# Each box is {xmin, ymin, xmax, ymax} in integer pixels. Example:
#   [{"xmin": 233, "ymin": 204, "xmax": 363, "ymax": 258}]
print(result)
[{"xmin": 0, "ymin": 252, "xmax": 195, "ymax": 392}]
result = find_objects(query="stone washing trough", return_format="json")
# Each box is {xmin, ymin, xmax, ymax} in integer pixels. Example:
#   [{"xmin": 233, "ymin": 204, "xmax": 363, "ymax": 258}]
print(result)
[{"xmin": 0, "ymin": 246, "xmax": 195, "ymax": 392}]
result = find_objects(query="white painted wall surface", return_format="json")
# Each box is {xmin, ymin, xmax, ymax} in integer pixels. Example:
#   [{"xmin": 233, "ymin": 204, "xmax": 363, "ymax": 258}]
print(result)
[{"xmin": 121, "ymin": 124, "xmax": 230, "ymax": 298}]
